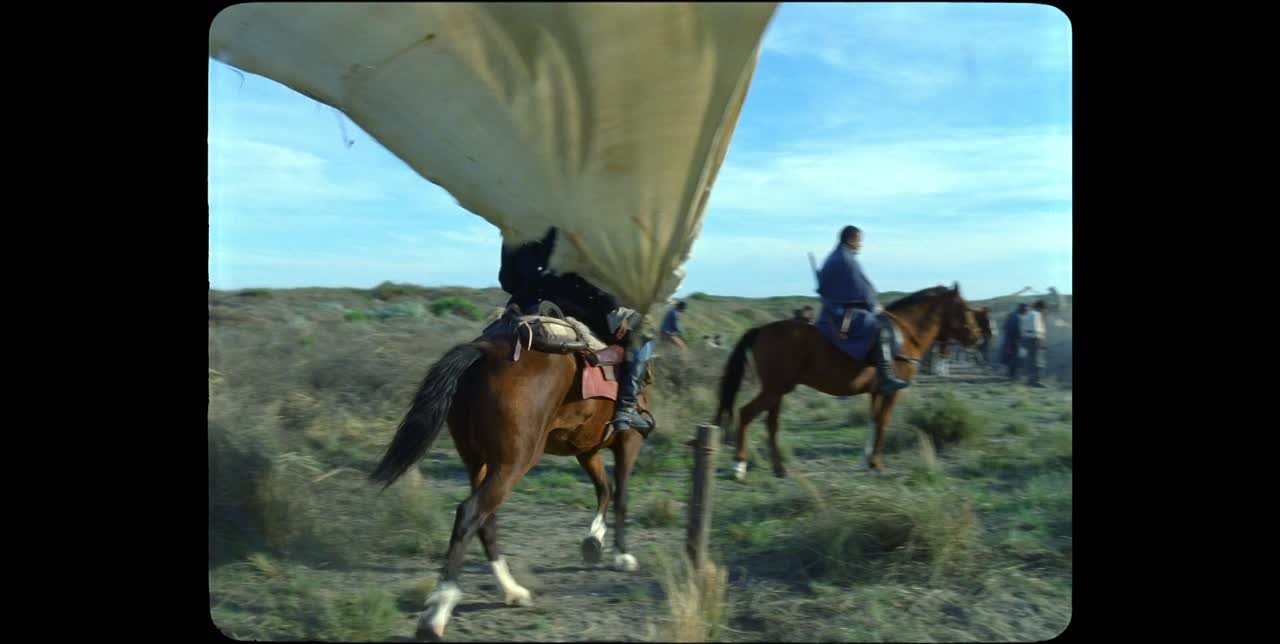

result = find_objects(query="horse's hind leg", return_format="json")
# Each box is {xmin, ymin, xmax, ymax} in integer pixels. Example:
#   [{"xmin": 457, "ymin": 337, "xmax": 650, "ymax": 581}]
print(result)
[
  {"xmin": 733, "ymin": 392, "xmax": 772, "ymax": 481},
  {"xmin": 766, "ymin": 399, "xmax": 787, "ymax": 478},
  {"xmin": 418, "ymin": 463, "xmax": 524, "ymax": 640},
  {"xmin": 468, "ymin": 463, "xmax": 533, "ymax": 608},
  {"xmin": 577, "ymin": 451, "xmax": 611, "ymax": 565}
]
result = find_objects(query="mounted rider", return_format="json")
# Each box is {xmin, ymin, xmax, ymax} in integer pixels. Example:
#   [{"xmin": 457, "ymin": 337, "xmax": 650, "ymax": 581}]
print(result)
[
  {"xmin": 816, "ymin": 225, "xmax": 910, "ymax": 393},
  {"xmin": 497, "ymin": 227, "xmax": 656, "ymax": 436}
]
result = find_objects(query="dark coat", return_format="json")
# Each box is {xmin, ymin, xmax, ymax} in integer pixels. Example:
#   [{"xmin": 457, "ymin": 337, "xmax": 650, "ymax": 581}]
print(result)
[
  {"xmin": 497, "ymin": 227, "xmax": 619, "ymax": 340},
  {"xmin": 817, "ymin": 244, "xmax": 878, "ymax": 308}
]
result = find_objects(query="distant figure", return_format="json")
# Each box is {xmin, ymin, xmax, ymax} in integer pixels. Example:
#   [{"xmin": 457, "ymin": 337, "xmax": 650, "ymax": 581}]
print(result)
[
  {"xmin": 1002, "ymin": 303, "xmax": 1028, "ymax": 380},
  {"xmin": 1048, "ymin": 286, "xmax": 1065, "ymax": 312},
  {"xmin": 1020, "ymin": 300, "xmax": 1048, "ymax": 388},
  {"xmin": 660, "ymin": 301, "xmax": 689, "ymax": 351},
  {"xmin": 793, "ymin": 305, "xmax": 816, "ymax": 323},
  {"xmin": 975, "ymin": 306, "xmax": 993, "ymax": 366}
]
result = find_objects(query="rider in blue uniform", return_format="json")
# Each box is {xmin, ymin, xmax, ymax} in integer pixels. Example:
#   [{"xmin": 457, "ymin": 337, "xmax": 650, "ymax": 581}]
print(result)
[{"xmin": 816, "ymin": 225, "xmax": 910, "ymax": 393}]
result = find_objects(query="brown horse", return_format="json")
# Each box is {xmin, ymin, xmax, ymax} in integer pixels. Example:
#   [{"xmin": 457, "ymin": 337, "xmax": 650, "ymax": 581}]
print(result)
[
  {"xmin": 369, "ymin": 320, "xmax": 650, "ymax": 640},
  {"xmin": 714, "ymin": 284, "xmax": 983, "ymax": 480},
  {"xmin": 924, "ymin": 305, "xmax": 994, "ymax": 373}
]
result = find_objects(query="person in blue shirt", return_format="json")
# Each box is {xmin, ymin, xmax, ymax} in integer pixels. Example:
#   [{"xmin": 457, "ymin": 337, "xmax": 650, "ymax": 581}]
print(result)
[
  {"xmin": 816, "ymin": 225, "xmax": 909, "ymax": 393},
  {"xmin": 659, "ymin": 301, "xmax": 689, "ymax": 351}
]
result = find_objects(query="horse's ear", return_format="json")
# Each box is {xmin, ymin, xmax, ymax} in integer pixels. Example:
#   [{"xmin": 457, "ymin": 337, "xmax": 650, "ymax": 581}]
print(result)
[{"xmin": 952, "ymin": 281, "xmax": 960, "ymax": 293}]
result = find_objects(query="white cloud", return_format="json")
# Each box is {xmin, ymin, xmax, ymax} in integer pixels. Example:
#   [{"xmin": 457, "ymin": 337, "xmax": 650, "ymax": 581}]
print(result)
[
  {"xmin": 208, "ymin": 138, "xmax": 389, "ymax": 209},
  {"xmin": 707, "ymin": 126, "xmax": 1071, "ymax": 219},
  {"xmin": 441, "ymin": 224, "xmax": 502, "ymax": 247},
  {"xmin": 762, "ymin": 3, "xmax": 1071, "ymax": 82}
]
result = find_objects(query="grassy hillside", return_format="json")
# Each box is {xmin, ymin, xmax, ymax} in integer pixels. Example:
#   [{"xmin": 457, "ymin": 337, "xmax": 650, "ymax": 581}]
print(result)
[{"xmin": 208, "ymin": 283, "xmax": 1071, "ymax": 641}]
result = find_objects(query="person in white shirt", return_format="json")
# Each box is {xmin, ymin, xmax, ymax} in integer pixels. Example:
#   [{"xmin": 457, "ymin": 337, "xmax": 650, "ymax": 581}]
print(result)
[{"xmin": 1019, "ymin": 300, "xmax": 1049, "ymax": 388}]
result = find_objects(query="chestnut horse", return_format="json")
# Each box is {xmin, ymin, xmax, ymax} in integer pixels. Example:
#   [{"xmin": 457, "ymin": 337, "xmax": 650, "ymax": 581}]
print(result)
[
  {"xmin": 369, "ymin": 317, "xmax": 650, "ymax": 640},
  {"xmin": 714, "ymin": 284, "xmax": 983, "ymax": 480}
]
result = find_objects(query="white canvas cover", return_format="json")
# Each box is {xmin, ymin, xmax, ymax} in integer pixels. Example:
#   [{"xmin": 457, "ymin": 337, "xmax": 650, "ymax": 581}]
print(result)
[{"xmin": 210, "ymin": 2, "xmax": 777, "ymax": 318}]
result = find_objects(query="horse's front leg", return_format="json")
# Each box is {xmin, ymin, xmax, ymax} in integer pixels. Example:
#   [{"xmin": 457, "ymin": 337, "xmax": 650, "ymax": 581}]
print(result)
[
  {"xmin": 576, "ymin": 451, "xmax": 611, "ymax": 564},
  {"xmin": 766, "ymin": 398, "xmax": 786, "ymax": 478},
  {"xmin": 865, "ymin": 391, "xmax": 902, "ymax": 474},
  {"xmin": 610, "ymin": 431, "xmax": 642, "ymax": 571}
]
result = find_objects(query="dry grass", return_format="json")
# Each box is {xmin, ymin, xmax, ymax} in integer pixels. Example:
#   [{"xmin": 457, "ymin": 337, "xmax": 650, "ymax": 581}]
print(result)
[
  {"xmin": 654, "ymin": 551, "xmax": 730, "ymax": 642},
  {"xmin": 209, "ymin": 285, "xmax": 1071, "ymax": 641}
]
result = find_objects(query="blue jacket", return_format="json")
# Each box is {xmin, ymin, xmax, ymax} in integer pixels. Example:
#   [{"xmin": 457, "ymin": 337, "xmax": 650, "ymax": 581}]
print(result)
[
  {"xmin": 660, "ymin": 307, "xmax": 684, "ymax": 336},
  {"xmin": 817, "ymin": 244, "xmax": 878, "ymax": 307}
]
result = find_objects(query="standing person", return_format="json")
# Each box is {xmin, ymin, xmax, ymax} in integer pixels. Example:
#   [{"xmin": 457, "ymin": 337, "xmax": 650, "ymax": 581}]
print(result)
[
  {"xmin": 1002, "ymin": 303, "xmax": 1027, "ymax": 380},
  {"xmin": 1021, "ymin": 300, "xmax": 1049, "ymax": 387}
]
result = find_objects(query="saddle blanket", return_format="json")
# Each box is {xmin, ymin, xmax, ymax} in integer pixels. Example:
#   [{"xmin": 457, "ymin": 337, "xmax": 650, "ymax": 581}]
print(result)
[{"xmin": 814, "ymin": 303, "xmax": 877, "ymax": 361}]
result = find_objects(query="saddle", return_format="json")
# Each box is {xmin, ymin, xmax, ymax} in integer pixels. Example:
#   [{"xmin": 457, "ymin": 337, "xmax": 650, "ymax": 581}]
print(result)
[
  {"xmin": 821, "ymin": 304, "xmax": 916, "ymax": 367},
  {"xmin": 483, "ymin": 301, "xmax": 623, "ymax": 368}
]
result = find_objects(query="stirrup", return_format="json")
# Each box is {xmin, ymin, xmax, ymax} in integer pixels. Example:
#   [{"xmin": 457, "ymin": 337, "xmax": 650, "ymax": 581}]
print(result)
[
  {"xmin": 876, "ymin": 360, "xmax": 910, "ymax": 393},
  {"xmin": 607, "ymin": 407, "xmax": 655, "ymax": 440}
]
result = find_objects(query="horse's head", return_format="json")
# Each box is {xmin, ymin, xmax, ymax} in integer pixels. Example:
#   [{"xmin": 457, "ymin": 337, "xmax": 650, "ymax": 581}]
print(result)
[
  {"xmin": 969, "ymin": 304, "xmax": 994, "ymax": 345},
  {"xmin": 939, "ymin": 282, "xmax": 984, "ymax": 348},
  {"xmin": 886, "ymin": 283, "xmax": 984, "ymax": 351}
]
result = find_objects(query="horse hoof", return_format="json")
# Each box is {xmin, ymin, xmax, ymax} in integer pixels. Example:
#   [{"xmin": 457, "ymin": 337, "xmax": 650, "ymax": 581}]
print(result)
[
  {"xmin": 581, "ymin": 536, "xmax": 604, "ymax": 564},
  {"xmin": 613, "ymin": 552, "xmax": 639, "ymax": 572},
  {"xmin": 415, "ymin": 618, "xmax": 447, "ymax": 641},
  {"xmin": 505, "ymin": 588, "xmax": 534, "ymax": 607},
  {"xmin": 417, "ymin": 582, "xmax": 460, "ymax": 641},
  {"xmin": 733, "ymin": 461, "xmax": 748, "ymax": 482},
  {"xmin": 772, "ymin": 466, "xmax": 788, "ymax": 479}
]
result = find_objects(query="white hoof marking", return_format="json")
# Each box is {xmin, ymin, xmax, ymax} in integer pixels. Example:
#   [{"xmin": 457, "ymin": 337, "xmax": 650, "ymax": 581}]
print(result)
[
  {"xmin": 588, "ymin": 513, "xmax": 606, "ymax": 543},
  {"xmin": 491, "ymin": 557, "xmax": 533, "ymax": 606},
  {"xmin": 614, "ymin": 553, "xmax": 639, "ymax": 572},
  {"xmin": 419, "ymin": 581, "xmax": 462, "ymax": 639}
]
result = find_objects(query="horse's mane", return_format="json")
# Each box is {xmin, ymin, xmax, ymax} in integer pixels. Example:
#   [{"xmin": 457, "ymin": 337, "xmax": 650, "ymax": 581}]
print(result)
[{"xmin": 885, "ymin": 286, "xmax": 953, "ymax": 312}]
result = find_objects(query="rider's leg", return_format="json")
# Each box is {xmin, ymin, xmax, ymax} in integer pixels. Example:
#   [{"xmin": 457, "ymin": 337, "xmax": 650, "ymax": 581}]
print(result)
[
  {"xmin": 612, "ymin": 333, "xmax": 655, "ymax": 435},
  {"xmin": 873, "ymin": 314, "xmax": 909, "ymax": 394}
]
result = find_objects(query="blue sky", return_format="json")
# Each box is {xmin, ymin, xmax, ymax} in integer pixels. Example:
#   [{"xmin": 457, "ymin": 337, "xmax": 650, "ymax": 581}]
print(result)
[{"xmin": 209, "ymin": 2, "xmax": 1071, "ymax": 301}]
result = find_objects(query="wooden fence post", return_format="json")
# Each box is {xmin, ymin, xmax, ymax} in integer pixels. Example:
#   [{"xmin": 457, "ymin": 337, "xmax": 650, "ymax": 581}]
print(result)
[{"xmin": 686, "ymin": 423, "xmax": 720, "ymax": 569}]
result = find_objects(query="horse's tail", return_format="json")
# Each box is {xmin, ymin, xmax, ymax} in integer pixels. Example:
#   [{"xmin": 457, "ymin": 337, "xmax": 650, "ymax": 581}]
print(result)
[
  {"xmin": 370, "ymin": 342, "xmax": 486, "ymax": 489},
  {"xmin": 715, "ymin": 326, "xmax": 761, "ymax": 426}
]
